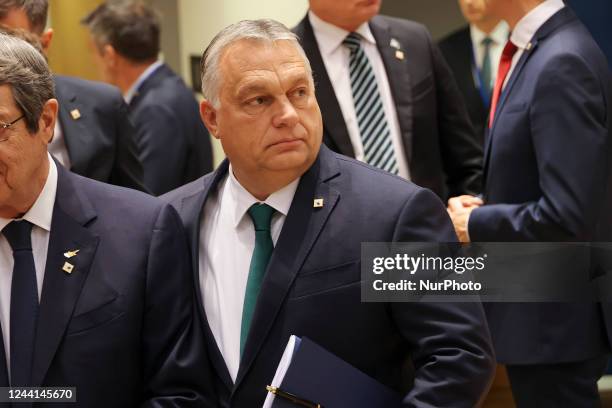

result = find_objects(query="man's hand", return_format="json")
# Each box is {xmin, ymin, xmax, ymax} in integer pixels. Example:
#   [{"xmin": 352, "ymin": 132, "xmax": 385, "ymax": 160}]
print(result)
[{"xmin": 447, "ymin": 195, "xmax": 483, "ymax": 243}]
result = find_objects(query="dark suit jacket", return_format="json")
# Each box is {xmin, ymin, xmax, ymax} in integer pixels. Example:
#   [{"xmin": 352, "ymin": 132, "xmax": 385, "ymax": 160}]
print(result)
[
  {"xmin": 54, "ymin": 75, "xmax": 145, "ymax": 191},
  {"xmin": 469, "ymin": 8, "xmax": 612, "ymax": 364},
  {"xmin": 438, "ymin": 26, "xmax": 489, "ymax": 146},
  {"xmin": 0, "ymin": 164, "xmax": 214, "ymax": 407},
  {"xmin": 163, "ymin": 146, "xmax": 495, "ymax": 407},
  {"xmin": 128, "ymin": 63, "xmax": 214, "ymax": 196},
  {"xmin": 294, "ymin": 15, "xmax": 483, "ymax": 199}
]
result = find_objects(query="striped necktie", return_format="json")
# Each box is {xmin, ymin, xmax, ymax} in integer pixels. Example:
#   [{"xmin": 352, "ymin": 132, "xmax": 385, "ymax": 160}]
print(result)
[{"xmin": 343, "ymin": 32, "xmax": 399, "ymax": 175}]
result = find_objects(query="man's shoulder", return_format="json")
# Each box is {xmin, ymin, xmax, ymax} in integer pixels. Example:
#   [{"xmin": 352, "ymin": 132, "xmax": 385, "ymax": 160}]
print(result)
[
  {"xmin": 373, "ymin": 14, "xmax": 428, "ymax": 36},
  {"xmin": 54, "ymin": 75, "xmax": 123, "ymax": 103},
  {"xmin": 159, "ymin": 171, "xmax": 216, "ymax": 210},
  {"xmin": 329, "ymin": 151, "xmax": 433, "ymax": 206},
  {"xmin": 438, "ymin": 25, "xmax": 470, "ymax": 52},
  {"xmin": 137, "ymin": 65, "xmax": 194, "ymax": 105},
  {"xmin": 61, "ymin": 167, "xmax": 168, "ymax": 222}
]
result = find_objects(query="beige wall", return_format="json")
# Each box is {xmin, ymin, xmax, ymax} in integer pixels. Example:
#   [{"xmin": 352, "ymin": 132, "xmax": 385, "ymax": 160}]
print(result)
[
  {"xmin": 48, "ymin": 0, "xmax": 103, "ymax": 80},
  {"xmin": 177, "ymin": 0, "xmax": 308, "ymax": 88}
]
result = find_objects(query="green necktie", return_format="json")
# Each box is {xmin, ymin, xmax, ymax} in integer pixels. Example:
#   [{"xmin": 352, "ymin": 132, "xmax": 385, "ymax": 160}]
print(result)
[
  {"xmin": 481, "ymin": 37, "xmax": 494, "ymax": 98},
  {"xmin": 240, "ymin": 203, "xmax": 275, "ymax": 356}
]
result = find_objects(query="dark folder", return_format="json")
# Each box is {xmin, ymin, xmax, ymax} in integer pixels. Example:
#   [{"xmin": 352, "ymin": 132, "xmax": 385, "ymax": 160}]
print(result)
[{"xmin": 269, "ymin": 337, "xmax": 402, "ymax": 408}]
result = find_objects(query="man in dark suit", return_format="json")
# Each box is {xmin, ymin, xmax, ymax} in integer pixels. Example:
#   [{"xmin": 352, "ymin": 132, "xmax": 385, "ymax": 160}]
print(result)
[
  {"xmin": 448, "ymin": 1, "xmax": 612, "ymax": 406},
  {"xmin": 0, "ymin": 0, "xmax": 145, "ymax": 191},
  {"xmin": 0, "ymin": 34, "xmax": 213, "ymax": 407},
  {"xmin": 164, "ymin": 19, "xmax": 495, "ymax": 407},
  {"xmin": 83, "ymin": 2, "xmax": 213, "ymax": 196},
  {"xmin": 293, "ymin": 0, "xmax": 483, "ymax": 199},
  {"xmin": 439, "ymin": 0, "xmax": 509, "ymax": 145}
]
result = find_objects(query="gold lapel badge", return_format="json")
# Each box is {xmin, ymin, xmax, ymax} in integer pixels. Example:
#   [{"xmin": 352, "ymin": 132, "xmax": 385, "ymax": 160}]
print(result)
[
  {"xmin": 395, "ymin": 50, "xmax": 405, "ymax": 60},
  {"xmin": 70, "ymin": 109, "xmax": 81, "ymax": 120},
  {"xmin": 64, "ymin": 249, "xmax": 80, "ymax": 258},
  {"xmin": 62, "ymin": 262, "xmax": 74, "ymax": 274},
  {"xmin": 313, "ymin": 198, "xmax": 324, "ymax": 208}
]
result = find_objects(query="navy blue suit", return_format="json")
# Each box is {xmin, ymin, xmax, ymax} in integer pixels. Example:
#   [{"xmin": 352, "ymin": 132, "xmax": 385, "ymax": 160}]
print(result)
[
  {"xmin": 54, "ymin": 75, "xmax": 145, "ymax": 191},
  {"xmin": 163, "ymin": 146, "xmax": 495, "ymax": 407},
  {"xmin": 0, "ymin": 164, "xmax": 214, "ymax": 407},
  {"xmin": 128, "ymin": 64, "xmax": 214, "ymax": 196},
  {"xmin": 468, "ymin": 7, "xmax": 612, "ymax": 406}
]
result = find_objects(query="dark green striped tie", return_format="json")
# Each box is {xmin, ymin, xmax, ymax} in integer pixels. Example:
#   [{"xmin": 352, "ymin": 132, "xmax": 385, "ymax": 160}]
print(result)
[
  {"xmin": 343, "ymin": 32, "xmax": 399, "ymax": 175},
  {"xmin": 240, "ymin": 203, "xmax": 275, "ymax": 356}
]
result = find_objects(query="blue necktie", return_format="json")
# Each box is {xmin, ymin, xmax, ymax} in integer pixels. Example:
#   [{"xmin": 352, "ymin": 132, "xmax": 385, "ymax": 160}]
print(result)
[
  {"xmin": 343, "ymin": 32, "xmax": 399, "ymax": 175},
  {"xmin": 3, "ymin": 220, "xmax": 38, "ymax": 386},
  {"xmin": 480, "ymin": 37, "xmax": 494, "ymax": 100}
]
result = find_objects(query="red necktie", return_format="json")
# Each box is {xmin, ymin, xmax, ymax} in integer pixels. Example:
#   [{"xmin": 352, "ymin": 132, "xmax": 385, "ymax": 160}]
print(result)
[{"xmin": 489, "ymin": 40, "xmax": 519, "ymax": 128}]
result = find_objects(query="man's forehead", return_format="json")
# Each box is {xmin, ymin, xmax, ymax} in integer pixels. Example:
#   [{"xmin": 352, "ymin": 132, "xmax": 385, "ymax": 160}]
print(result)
[{"xmin": 221, "ymin": 39, "xmax": 306, "ymax": 74}]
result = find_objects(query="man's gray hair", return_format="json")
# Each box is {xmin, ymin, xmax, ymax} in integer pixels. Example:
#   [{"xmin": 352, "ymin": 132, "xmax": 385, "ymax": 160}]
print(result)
[
  {"xmin": 0, "ymin": 32, "xmax": 54, "ymax": 132},
  {"xmin": 200, "ymin": 19, "xmax": 312, "ymax": 107}
]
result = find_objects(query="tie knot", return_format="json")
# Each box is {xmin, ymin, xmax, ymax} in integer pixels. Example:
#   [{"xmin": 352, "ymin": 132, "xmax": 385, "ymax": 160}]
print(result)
[
  {"xmin": 482, "ymin": 37, "xmax": 494, "ymax": 47},
  {"xmin": 2, "ymin": 220, "xmax": 33, "ymax": 252},
  {"xmin": 342, "ymin": 32, "xmax": 362, "ymax": 51},
  {"xmin": 502, "ymin": 40, "xmax": 518, "ymax": 58},
  {"xmin": 248, "ymin": 204, "xmax": 275, "ymax": 232}
]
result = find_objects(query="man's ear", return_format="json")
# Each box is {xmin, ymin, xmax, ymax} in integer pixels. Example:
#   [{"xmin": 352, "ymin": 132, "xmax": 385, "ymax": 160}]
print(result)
[
  {"xmin": 200, "ymin": 99, "xmax": 220, "ymax": 139},
  {"xmin": 103, "ymin": 44, "xmax": 118, "ymax": 68},
  {"xmin": 39, "ymin": 98, "xmax": 58, "ymax": 145},
  {"xmin": 40, "ymin": 28, "xmax": 53, "ymax": 54}
]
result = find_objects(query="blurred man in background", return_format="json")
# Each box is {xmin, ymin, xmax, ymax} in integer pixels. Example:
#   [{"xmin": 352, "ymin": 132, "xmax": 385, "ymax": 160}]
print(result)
[
  {"xmin": 294, "ymin": 0, "xmax": 483, "ymax": 200},
  {"xmin": 439, "ymin": 0, "xmax": 509, "ymax": 145},
  {"xmin": 0, "ymin": 0, "xmax": 146, "ymax": 191},
  {"xmin": 83, "ymin": 1, "xmax": 214, "ymax": 196}
]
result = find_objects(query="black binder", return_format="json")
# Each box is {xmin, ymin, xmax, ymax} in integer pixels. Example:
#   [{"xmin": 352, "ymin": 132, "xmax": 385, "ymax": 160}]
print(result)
[{"xmin": 268, "ymin": 337, "xmax": 402, "ymax": 407}]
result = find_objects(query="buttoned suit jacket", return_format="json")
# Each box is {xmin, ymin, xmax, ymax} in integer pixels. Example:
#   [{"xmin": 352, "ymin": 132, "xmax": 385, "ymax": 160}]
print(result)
[
  {"xmin": 469, "ymin": 8, "xmax": 612, "ymax": 364},
  {"xmin": 0, "ymin": 164, "xmax": 214, "ymax": 407},
  {"xmin": 163, "ymin": 146, "xmax": 495, "ymax": 407}
]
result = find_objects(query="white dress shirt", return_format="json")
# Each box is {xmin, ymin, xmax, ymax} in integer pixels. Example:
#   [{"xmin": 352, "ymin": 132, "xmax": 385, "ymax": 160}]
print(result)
[
  {"xmin": 124, "ymin": 60, "xmax": 164, "ymax": 104},
  {"xmin": 0, "ymin": 155, "xmax": 57, "ymax": 375},
  {"xmin": 470, "ymin": 22, "xmax": 509, "ymax": 90},
  {"xmin": 199, "ymin": 166, "xmax": 299, "ymax": 382},
  {"xmin": 48, "ymin": 119, "xmax": 71, "ymax": 169},
  {"xmin": 308, "ymin": 11, "xmax": 410, "ymax": 180},
  {"xmin": 504, "ymin": 0, "xmax": 565, "ymax": 89}
]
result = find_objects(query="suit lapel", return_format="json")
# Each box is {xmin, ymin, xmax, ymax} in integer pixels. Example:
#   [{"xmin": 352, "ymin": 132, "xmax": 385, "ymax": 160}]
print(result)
[
  {"xmin": 54, "ymin": 80, "xmax": 93, "ymax": 175},
  {"xmin": 484, "ymin": 7, "xmax": 576, "ymax": 179},
  {"xmin": 180, "ymin": 162, "xmax": 234, "ymax": 391},
  {"xmin": 233, "ymin": 147, "xmax": 341, "ymax": 392},
  {"xmin": 370, "ymin": 16, "xmax": 414, "ymax": 166},
  {"xmin": 482, "ymin": 46, "xmax": 535, "ymax": 177},
  {"xmin": 31, "ymin": 165, "xmax": 99, "ymax": 386},
  {"xmin": 296, "ymin": 16, "xmax": 355, "ymax": 157}
]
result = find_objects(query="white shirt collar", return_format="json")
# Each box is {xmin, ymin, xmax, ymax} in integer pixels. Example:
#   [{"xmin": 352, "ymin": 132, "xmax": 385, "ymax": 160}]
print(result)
[
  {"xmin": 124, "ymin": 60, "xmax": 164, "ymax": 104},
  {"xmin": 511, "ymin": 0, "xmax": 565, "ymax": 49},
  {"xmin": 470, "ymin": 21, "xmax": 510, "ymax": 48},
  {"xmin": 227, "ymin": 164, "xmax": 300, "ymax": 229},
  {"xmin": 308, "ymin": 10, "xmax": 377, "ymax": 57},
  {"xmin": 0, "ymin": 153, "xmax": 57, "ymax": 232}
]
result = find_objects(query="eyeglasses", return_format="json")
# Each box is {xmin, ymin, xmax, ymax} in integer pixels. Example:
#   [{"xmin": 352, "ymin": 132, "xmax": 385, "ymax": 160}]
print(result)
[{"xmin": 0, "ymin": 115, "xmax": 24, "ymax": 142}]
